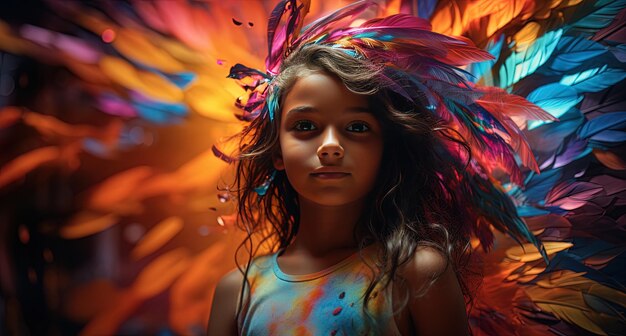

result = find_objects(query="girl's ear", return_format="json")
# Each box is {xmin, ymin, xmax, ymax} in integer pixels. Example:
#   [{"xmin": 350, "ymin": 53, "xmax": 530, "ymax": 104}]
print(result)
[{"xmin": 273, "ymin": 151, "xmax": 285, "ymax": 171}]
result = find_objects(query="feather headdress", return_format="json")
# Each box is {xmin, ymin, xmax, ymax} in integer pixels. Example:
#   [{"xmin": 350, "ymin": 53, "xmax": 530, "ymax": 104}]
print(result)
[{"xmin": 227, "ymin": 0, "xmax": 552, "ymax": 257}]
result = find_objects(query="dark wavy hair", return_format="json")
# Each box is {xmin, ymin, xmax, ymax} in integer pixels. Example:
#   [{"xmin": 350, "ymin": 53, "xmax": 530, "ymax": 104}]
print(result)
[{"xmin": 230, "ymin": 44, "xmax": 476, "ymax": 323}]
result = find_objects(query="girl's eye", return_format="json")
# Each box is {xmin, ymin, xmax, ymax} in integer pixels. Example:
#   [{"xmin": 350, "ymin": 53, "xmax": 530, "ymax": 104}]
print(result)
[
  {"xmin": 346, "ymin": 122, "xmax": 370, "ymax": 133},
  {"xmin": 293, "ymin": 120, "xmax": 317, "ymax": 131}
]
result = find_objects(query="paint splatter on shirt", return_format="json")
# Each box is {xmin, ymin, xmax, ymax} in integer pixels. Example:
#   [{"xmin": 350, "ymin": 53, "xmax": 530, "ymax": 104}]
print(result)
[{"xmin": 238, "ymin": 248, "xmax": 402, "ymax": 335}]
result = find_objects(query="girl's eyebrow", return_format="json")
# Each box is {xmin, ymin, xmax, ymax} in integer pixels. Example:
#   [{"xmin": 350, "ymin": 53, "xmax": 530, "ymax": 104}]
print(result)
[
  {"xmin": 286, "ymin": 106, "xmax": 317, "ymax": 115},
  {"xmin": 286, "ymin": 106, "xmax": 372, "ymax": 115}
]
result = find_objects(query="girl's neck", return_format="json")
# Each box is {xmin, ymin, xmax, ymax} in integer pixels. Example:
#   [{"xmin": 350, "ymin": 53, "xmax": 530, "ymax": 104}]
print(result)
[{"xmin": 286, "ymin": 196, "xmax": 366, "ymax": 257}]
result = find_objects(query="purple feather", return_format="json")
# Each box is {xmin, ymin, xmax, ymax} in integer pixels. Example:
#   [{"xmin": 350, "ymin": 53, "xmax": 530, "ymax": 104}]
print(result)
[
  {"xmin": 212, "ymin": 145, "xmax": 236, "ymax": 164},
  {"xmin": 545, "ymin": 181, "xmax": 604, "ymax": 211},
  {"xmin": 266, "ymin": 0, "xmax": 308, "ymax": 75},
  {"xmin": 294, "ymin": 0, "xmax": 375, "ymax": 46}
]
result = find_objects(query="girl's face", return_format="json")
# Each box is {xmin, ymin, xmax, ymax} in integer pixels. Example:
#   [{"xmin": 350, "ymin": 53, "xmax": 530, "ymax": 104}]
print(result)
[{"xmin": 273, "ymin": 71, "xmax": 384, "ymax": 207}]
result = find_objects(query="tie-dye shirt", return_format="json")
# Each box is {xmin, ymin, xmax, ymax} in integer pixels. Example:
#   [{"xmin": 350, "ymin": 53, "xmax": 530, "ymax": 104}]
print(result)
[{"xmin": 238, "ymin": 248, "xmax": 402, "ymax": 335}]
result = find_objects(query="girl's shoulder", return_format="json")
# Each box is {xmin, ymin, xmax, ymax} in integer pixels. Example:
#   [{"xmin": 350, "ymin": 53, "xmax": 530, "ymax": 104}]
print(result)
[
  {"xmin": 208, "ymin": 251, "xmax": 279, "ymax": 333},
  {"xmin": 393, "ymin": 246, "xmax": 469, "ymax": 335},
  {"xmin": 397, "ymin": 245, "xmax": 449, "ymax": 284},
  {"xmin": 207, "ymin": 268, "xmax": 244, "ymax": 335}
]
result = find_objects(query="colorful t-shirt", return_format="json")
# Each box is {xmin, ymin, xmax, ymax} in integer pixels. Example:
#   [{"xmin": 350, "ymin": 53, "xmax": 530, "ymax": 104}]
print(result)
[{"xmin": 237, "ymin": 248, "xmax": 402, "ymax": 335}]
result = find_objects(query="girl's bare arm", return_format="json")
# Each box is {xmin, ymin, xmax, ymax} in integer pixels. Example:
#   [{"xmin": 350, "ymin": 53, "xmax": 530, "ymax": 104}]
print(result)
[
  {"xmin": 206, "ymin": 269, "xmax": 243, "ymax": 336},
  {"xmin": 402, "ymin": 246, "xmax": 469, "ymax": 336}
]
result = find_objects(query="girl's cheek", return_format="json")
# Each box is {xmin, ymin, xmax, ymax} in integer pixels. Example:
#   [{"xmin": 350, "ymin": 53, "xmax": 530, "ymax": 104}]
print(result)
[{"xmin": 282, "ymin": 137, "xmax": 306, "ymax": 151}]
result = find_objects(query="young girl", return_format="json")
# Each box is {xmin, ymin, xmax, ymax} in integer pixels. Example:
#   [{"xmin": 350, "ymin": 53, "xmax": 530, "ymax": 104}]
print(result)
[{"xmin": 208, "ymin": 1, "xmax": 545, "ymax": 335}]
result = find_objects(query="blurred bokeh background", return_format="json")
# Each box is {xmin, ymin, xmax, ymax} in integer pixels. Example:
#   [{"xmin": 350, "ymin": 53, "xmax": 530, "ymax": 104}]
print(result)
[
  {"xmin": 0, "ymin": 0, "xmax": 273, "ymax": 334},
  {"xmin": 1, "ymin": 0, "xmax": 625, "ymax": 335}
]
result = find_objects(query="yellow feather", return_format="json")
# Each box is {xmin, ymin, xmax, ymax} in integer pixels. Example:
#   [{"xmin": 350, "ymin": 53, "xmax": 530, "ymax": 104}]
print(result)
[
  {"xmin": 506, "ymin": 241, "xmax": 573, "ymax": 262},
  {"xmin": 525, "ymin": 272, "xmax": 626, "ymax": 335}
]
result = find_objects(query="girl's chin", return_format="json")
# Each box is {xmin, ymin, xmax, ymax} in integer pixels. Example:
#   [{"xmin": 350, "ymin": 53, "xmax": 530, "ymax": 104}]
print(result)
[{"xmin": 298, "ymin": 194, "xmax": 368, "ymax": 208}]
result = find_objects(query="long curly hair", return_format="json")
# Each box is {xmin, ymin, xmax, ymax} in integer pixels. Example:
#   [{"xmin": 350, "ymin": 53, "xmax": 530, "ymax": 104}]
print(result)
[{"xmin": 230, "ymin": 44, "xmax": 478, "ymax": 322}]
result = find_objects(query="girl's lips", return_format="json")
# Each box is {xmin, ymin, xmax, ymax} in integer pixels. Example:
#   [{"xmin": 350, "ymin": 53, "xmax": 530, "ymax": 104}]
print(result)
[{"xmin": 311, "ymin": 172, "xmax": 350, "ymax": 179}]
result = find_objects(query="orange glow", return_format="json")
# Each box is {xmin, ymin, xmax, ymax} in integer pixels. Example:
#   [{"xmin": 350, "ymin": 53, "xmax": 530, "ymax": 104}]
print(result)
[
  {"xmin": 131, "ymin": 216, "xmax": 184, "ymax": 260},
  {"xmin": 0, "ymin": 146, "xmax": 60, "ymax": 188}
]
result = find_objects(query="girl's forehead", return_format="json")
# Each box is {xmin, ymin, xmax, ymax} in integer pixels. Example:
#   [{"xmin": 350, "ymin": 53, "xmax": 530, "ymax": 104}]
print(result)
[{"xmin": 284, "ymin": 71, "xmax": 369, "ymax": 106}]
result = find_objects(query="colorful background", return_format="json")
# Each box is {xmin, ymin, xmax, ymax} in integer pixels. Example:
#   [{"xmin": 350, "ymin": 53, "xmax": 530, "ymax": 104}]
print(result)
[{"xmin": 1, "ymin": 0, "xmax": 625, "ymax": 335}]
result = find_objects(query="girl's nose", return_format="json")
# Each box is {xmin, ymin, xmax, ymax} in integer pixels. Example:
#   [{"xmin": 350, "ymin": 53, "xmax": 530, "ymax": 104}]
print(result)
[{"xmin": 317, "ymin": 128, "xmax": 344, "ymax": 160}]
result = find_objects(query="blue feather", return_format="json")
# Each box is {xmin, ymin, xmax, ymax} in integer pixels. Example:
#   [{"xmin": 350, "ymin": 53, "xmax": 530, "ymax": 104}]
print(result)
[
  {"xmin": 417, "ymin": 0, "xmax": 437, "ymax": 20},
  {"xmin": 516, "ymin": 205, "xmax": 551, "ymax": 217},
  {"xmin": 526, "ymin": 83, "xmax": 582, "ymax": 130},
  {"xmin": 567, "ymin": 0, "xmax": 626, "ymax": 32},
  {"xmin": 499, "ymin": 29, "xmax": 563, "ymax": 88},
  {"xmin": 523, "ymin": 169, "xmax": 563, "ymax": 204},
  {"xmin": 560, "ymin": 65, "xmax": 626, "ymax": 93},
  {"xmin": 590, "ymin": 130, "xmax": 626, "ymax": 143},
  {"xmin": 578, "ymin": 112, "xmax": 626, "ymax": 139},
  {"xmin": 549, "ymin": 36, "xmax": 607, "ymax": 73}
]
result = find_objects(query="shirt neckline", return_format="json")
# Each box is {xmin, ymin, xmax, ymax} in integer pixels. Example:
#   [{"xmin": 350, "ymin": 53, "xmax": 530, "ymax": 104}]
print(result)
[{"xmin": 272, "ymin": 248, "xmax": 366, "ymax": 282}]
